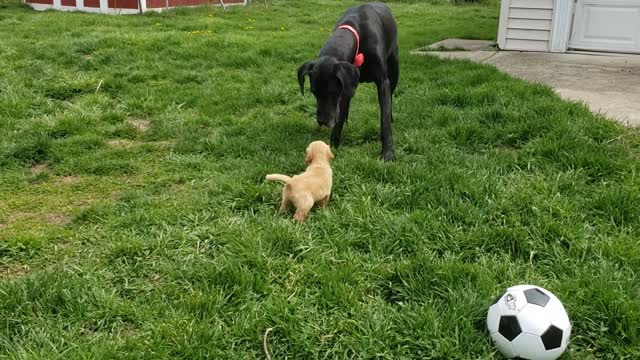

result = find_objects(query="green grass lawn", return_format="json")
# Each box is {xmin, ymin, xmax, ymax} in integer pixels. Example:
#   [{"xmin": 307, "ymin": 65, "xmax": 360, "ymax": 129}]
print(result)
[{"xmin": 1, "ymin": 0, "xmax": 639, "ymax": 358}]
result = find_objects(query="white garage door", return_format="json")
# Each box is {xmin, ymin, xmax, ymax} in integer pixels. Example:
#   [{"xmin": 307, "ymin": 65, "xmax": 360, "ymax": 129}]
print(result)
[{"xmin": 569, "ymin": 0, "xmax": 640, "ymax": 53}]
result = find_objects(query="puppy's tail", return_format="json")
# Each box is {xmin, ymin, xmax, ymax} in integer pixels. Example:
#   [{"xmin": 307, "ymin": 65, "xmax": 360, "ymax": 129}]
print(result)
[{"xmin": 265, "ymin": 174, "xmax": 292, "ymax": 183}]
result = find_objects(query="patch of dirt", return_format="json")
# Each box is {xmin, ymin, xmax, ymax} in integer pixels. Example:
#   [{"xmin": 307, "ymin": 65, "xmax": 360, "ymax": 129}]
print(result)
[
  {"xmin": 0, "ymin": 264, "xmax": 31, "ymax": 279},
  {"xmin": 154, "ymin": 140, "xmax": 176, "ymax": 148},
  {"xmin": 107, "ymin": 139, "xmax": 137, "ymax": 148},
  {"xmin": 55, "ymin": 176, "xmax": 82, "ymax": 185},
  {"xmin": 6, "ymin": 212, "xmax": 34, "ymax": 224},
  {"xmin": 128, "ymin": 118, "xmax": 151, "ymax": 132},
  {"xmin": 107, "ymin": 139, "xmax": 174, "ymax": 149},
  {"xmin": 45, "ymin": 213, "xmax": 71, "ymax": 226},
  {"xmin": 31, "ymin": 163, "xmax": 49, "ymax": 175},
  {"xmin": 2, "ymin": 212, "xmax": 70, "ymax": 227}
]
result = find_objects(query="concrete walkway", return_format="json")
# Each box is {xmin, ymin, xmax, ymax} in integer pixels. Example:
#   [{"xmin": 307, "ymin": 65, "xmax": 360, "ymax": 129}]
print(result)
[{"xmin": 413, "ymin": 41, "xmax": 640, "ymax": 126}]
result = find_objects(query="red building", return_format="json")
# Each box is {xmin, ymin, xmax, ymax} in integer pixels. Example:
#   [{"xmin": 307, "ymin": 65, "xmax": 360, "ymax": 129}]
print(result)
[{"xmin": 25, "ymin": 0, "xmax": 246, "ymax": 14}]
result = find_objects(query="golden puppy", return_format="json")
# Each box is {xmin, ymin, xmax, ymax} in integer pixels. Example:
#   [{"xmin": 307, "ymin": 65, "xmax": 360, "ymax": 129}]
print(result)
[{"xmin": 266, "ymin": 141, "xmax": 334, "ymax": 222}]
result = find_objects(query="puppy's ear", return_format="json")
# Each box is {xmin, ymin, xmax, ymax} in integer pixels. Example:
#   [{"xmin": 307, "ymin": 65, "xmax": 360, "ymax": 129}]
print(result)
[
  {"xmin": 297, "ymin": 61, "xmax": 315, "ymax": 95},
  {"xmin": 328, "ymin": 148, "xmax": 335, "ymax": 160},
  {"xmin": 305, "ymin": 146, "xmax": 314, "ymax": 164},
  {"xmin": 335, "ymin": 61, "xmax": 360, "ymax": 99}
]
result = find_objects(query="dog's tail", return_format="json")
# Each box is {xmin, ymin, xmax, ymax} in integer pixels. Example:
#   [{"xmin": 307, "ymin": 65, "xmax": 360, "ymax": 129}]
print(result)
[{"xmin": 265, "ymin": 174, "xmax": 292, "ymax": 183}]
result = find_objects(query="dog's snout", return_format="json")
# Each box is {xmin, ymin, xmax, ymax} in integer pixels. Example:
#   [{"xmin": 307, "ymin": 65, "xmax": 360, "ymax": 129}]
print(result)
[
  {"xmin": 316, "ymin": 113, "xmax": 336, "ymax": 128},
  {"xmin": 316, "ymin": 118, "xmax": 335, "ymax": 128}
]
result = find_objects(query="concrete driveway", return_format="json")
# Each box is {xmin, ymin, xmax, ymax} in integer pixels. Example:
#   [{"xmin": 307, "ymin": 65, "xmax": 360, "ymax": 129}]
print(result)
[{"xmin": 413, "ymin": 41, "xmax": 640, "ymax": 126}]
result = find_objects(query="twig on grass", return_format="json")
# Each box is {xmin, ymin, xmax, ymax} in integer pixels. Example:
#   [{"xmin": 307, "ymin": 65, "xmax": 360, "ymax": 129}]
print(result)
[{"xmin": 263, "ymin": 327, "xmax": 273, "ymax": 360}]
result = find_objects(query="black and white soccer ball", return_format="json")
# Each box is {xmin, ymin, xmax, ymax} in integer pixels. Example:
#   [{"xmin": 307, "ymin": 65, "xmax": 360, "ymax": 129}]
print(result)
[{"xmin": 487, "ymin": 285, "xmax": 571, "ymax": 360}]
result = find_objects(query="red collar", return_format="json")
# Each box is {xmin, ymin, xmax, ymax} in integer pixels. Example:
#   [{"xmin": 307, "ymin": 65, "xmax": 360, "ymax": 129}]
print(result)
[{"xmin": 337, "ymin": 24, "xmax": 364, "ymax": 68}]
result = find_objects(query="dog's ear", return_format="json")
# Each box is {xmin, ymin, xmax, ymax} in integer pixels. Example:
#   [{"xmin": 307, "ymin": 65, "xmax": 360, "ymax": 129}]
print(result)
[
  {"xmin": 297, "ymin": 61, "xmax": 315, "ymax": 95},
  {"xmin": 335, "ymin": 61, "xmax": 360, "ymax": 99},
  {"xmin": 328, "ymin": 147, "xmax": 335, "ymax": 160},
  {"xmin": 305, "ymin": 146, "xmax": 314, "ymax": 164}
]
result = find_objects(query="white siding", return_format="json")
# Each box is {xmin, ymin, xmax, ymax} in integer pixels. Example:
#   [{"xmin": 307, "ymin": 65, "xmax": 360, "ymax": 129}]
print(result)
[
  {"xmin": 508, "ymin": 18, "xmax": 552, "ymax": 31},
  {"xmin": 498, "ymin": 0, "xmax": 555, "ymax": 52}
]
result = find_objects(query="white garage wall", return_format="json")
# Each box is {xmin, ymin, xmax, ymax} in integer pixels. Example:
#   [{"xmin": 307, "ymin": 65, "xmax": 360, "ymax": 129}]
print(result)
[{"xmin": 498, "ymin": 0, "xmax": 555, "ymax": 52}]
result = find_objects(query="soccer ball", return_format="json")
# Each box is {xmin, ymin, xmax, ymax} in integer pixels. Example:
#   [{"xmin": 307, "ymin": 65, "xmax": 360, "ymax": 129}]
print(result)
[{"xmin": 487, "ymin": 285, "xmax": 571, "ymax": 360}]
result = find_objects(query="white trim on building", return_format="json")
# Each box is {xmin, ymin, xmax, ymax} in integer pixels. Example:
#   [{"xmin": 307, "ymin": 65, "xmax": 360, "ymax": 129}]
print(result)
[{"xmin": 26, "ymin": 0, "xmax": 246, "ymax": 14}]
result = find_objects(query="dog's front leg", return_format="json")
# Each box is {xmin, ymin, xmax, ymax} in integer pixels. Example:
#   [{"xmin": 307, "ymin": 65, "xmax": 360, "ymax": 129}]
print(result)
[
  {"xmin": 331, "ymin": 96, "xmax": 351, "ymax": 148},
  {"xmin": 377, "ymin": 79, "xmax": 394, "ymax": 161}
]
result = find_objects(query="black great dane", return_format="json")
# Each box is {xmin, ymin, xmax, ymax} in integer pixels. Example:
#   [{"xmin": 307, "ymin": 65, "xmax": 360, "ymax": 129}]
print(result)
[{"xmin": 297, "ymin": 2, "xmax": 399, "ymax": 161}]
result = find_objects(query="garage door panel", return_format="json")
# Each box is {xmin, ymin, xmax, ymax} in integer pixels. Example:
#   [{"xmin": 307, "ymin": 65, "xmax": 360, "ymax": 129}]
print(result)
[
  {"xmin": 583, "ymin": 7, "xmax": 638, "ymax": 41},
  {"xmin": 569, "ymin": 0, "xmax": 640, "ymax": 53}
]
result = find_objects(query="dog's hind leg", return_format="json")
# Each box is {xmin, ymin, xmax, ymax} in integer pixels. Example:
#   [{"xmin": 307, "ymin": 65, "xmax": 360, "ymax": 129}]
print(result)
[
  {"xmin": 389, "ymin": 46, "xmax": 399, "ymax": 96},
  {"xmin": 319, "ymin": 195, "xmax": 330, "ymax": 207},
  {"xmin": 388, "ymin": 47, "xmax": 399, "ymax": 123},
  {"xmin": 293, "ymin": 195, "xmax": 314, "ymax": 222},
  {"xmin": 331, "ymin": 97, "xmax": 351, "ymax": 148},
  {"xmin": 278, "ymin": 186, "xmax": 293, "ymax": 213},
  {"xmin": 279, "ymin": 198, "xmax": 292, "ymax": 213},
  {"xmin": 377, "ymin": 78, "xmax": 394, "ymax": 161}
]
